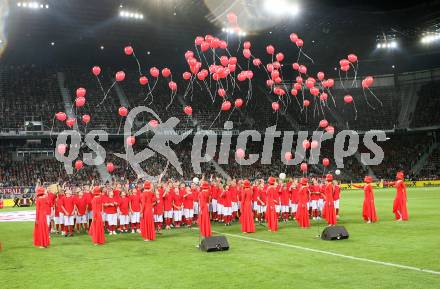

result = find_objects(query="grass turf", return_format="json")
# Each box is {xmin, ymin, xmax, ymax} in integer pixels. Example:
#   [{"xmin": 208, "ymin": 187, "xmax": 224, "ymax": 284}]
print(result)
[{"xmin": 1, "ymin": 187, "xmax": 440, "ymax": 289}]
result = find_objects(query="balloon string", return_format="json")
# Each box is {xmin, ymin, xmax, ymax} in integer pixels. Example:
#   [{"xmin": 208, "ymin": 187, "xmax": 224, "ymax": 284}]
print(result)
[
  {"xmin": 352, "ymin": 98, "xmax": 358, "ymax": 120},
  {"xmin": 166, "ymin": 90, "xmax": 177, "ymax": 110},
  {"xmin": 326, "ymin": 88, "xmax": 337, "ymax": 108},
  {"xmin": 132, "ymin": 51, "xmax": 143, "ymax": 76},
  {"xmin": 99, "ymin": 80, "xmax": 116, "ymax": 106},
  {"xmin": 338, "ymin": 69, "xmax": 348, "ymax": 92},
  {"xmin": 202, "ymin": 79, "xmax": 215, "ymax": 103},
  {"xmin": 95, "ymin": 76, "xmax": 105, "ymax": 97},
  {"xmin": 350, "ymin": 62, "xmax": 358, "ymax": 88},
  {"xmin": 117, "ymin": 118, "xmax": 123, "ymax": 134},
  {"xmin": 362, "ymin": 88, "xmax": 376, "ymax": 110},
  {"xmin": 226, "ymin": 107, "xmax": 236, "ymax": 122},
  {"xmin": 300, "ymin": 48, "xmax": 315, "ymax": 64},
  {"xmin": 208, "ymin": 110, "xmax": 222, "ymax": 129},
  {"xmin": 367, "ymin": 87, "xmax": 383, "ymax": 107},
  {"xmin": 49, "ymin": 116, "xmax": 55, "ymax": 145}
]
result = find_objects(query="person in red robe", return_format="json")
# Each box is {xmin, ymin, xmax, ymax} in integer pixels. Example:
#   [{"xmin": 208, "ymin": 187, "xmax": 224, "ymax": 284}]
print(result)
[
  {"xmin": 392, "ymin": 171, "xmax": 409, "ymax": 221},
  {"xmin": 323, "ymin": 174, "xmax": 337, "ymax": 226},
  {"xmin": 197, "ymin": 181, "xmax": 212, "ymax": 238},
  {"xmin": 140, "ymin": 181, "xmax": 156, "ymax": 241},
  {"xmin": 353, "ymin": 176, "xmax": 378, "ymax": 223},
  {"xmin": 89, "ymin": 186, "xmax": 105, "ymax": 245},
  {"xmin": 265, "ymin": 177, "xmax": 278, "ymax": 232},
  {"xmin": 34, "ymin": 186, "xmax": 50, "ymax": 248},
  {"xmin": 239, "ymin": 180, "xmax": 255, "ymax": 233},
  {"xmin": 295, "ymin": 178, "xmax": 310, "ymax": 228}
]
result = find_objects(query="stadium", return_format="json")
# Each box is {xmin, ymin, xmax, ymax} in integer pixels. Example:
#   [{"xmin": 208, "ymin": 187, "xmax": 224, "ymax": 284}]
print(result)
[{"xmin": 1, "ymin": 0, "xmax": 440, "ymax": 288}]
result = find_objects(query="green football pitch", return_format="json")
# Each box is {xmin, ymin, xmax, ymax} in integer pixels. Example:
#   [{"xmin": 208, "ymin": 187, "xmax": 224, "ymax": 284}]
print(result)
[{"xmin": 1, "ymin": 187, "xmax": 440, "ymax": 289}]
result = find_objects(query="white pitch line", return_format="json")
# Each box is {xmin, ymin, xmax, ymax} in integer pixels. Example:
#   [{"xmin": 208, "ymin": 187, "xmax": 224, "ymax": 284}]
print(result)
[{"xmin": 213, "ymin": 231, "xmax": 440, "ymax": 276}]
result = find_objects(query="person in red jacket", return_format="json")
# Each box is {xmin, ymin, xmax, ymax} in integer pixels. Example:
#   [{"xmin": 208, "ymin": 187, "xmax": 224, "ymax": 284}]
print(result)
[
  {"xmin": 354, "ymin": 176, "xmax": 378, "ymax": 223},
  {"xmin": 197, "ymin": 181, "xmax": 212, "ymax": 238},
  {"xmin": 295, "ymin": 178, "xmax": 310, "ymax": 228},
  {"xmin": 153, "ymin": 189, "xmax": 164, "ymax": 231},
  {"xmin": 191, "ymin": 183, "xmax": 199, "ymax": 222},
  {"xmin": 54, "ymin": 190, "xmax": 65, "ymax": 235},
  {"xmin": 221, "ymin": 185, "xmax": 233, "ymax": 226},
  {"xmin": 83, "ymin": 186, "xmax": 93, "ymax": 227},
  {"xmin": 279, "ymin": 182, "xmax": 290, "ymax": 222},
  {"xmin": 61, "ymin": 189, "xmax": 76, "ymax": 237},
  {"xmin": 103, "ymin": 190, "xmax": 118, "ymax": 235},
  {"xmin": 323, "ymin": 174, "xmax": 337, "ymax": 226},
  {"xmin": 129, "ymin": 188, "xmax": 142, "ymax": 233},
  {"xmin": 45, "ymin": 189, "xmax": 55, "ymax": 233},
  {"xmin": 256, "ymin": 183, "xmax": 266, "ymax": 224},
  {"xmin": 163, "ymin": 184, "xmax": 174, "ymax": 230},
  {"xmin": 34, "ymin": 186, "xmax": 50, "ymax": 248},
  {"xmin": 173, "ymin": 183, "xmax": 184, "ymax": 228},
  {"xmin": 182, "ymin": 186, "xmax": 194, "ymax": 227},
  {"xmin": 392, "ymin": 171, "xmax": 409, "ymax": 221},
  {"xmin": 140, "ymin": 181, "xmax": 156, "ymax": 241},
  {"xmin": 265, "ymin": 177, "xmax": 278, "ymax": 232},
  {"xmin": 230, "ymin": 181, "xmax": 239, "ymax": 220},
  {"xmin": 333, "ymin": 180, "xmax": 341, "ymax": 218},
  {"xmin": 74, "ymin": 190, "xmax": 88, "ymax": 232},
  {"xmin": 310, "ymin": 179, "xmax": 321, "ymax": 220},
  {"xmin": 89, "ymin": 186, "xmax": 105, "ymax": 245},
  {"xmin": 118, "ymin": 191, "xmax": 130, "ymax": 233},
  {"xmin": 290, "ymin": 179, "xmax": 299, "ymax": 219},
  {"xmin": 240, "ymin": 180, "xmax": 255, "ymax": 233}
]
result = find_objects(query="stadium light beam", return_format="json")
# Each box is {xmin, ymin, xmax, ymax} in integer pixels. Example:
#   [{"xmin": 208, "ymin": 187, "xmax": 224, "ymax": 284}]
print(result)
[
  {"xmin": 264, "ymin": 0, "xmax": 300, "ymax": 17},
  {"xmin": 119, "ymin": 10, "xmax": 144, "ymax": 20},
  {"xmin": 17, "ymin": 2, "xmax": 49, "ymax": 9}
]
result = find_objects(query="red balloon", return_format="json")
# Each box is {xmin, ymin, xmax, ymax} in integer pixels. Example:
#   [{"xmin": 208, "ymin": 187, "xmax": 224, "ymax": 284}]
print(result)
[
  {"xmin": 57, "ymin": 144, "xmax": 67, "ymax": 155},
  {"xmin": 126, "ymin": 136, "xmax": 136, "ymax": 146},
  {"xmin": 201, "ymin": 41, "xmax": 210, "ymax": 52},
  {"xmin": 344, "ymin": 95, "xmax": 353, "ymax": 103},
  {"xmin": 219, "ymin": 40, "xmax": 228, "ymax": 49},
  {"xmin": 303, "ymin": 100, "xmax": 310, "ymax": 107},
  {"xmin": 217, "ymin": 88, "xmax": 226, "ymax": 98},
  {"xmin": 184, "ymin": 50, "xmax": 194, "ymax": 59},
  {"xmin": 243, "ymin": 41, "xmax": 251, "ymax": 49},
  {"xmin": 92, "ymin": 66, "xmax": 101, "ymax": 76},
  {"xmin": 252, "ymin": 58, "xmax": 261, "ymax": 66},
  {"xmin": 364, "ymin": 76, "xmax": 374, "ymax": 87},
  {"xmin": 340, "ymin": 65, "xmax": 350, "ymax": 72},
  {"xmin": 220, "ymin": 56, "xmax": 229, "ymax": 66},
  {"xmin": 237, "ymin": 72, "xmax": 247, "ymax": 81},
  {"xmin": 294, "ymin": 83, "xmax": 302, "ymax": 90},
  {"xmin": 266, "ymin": 79, "xmax": 274, "ymax": 87},
  {"xmin": 311, "ymin": 140, "xmax": 319, "ymax": 149},
  {"xmin": 82, "ymin": 114, "xmax": 90, "ymax": 124},
  {"xmin": 124, "ymin": 46, "xmax": 133, "ymax": 55},
  {"xmin": 285, "ymin": 151, "xmax": 292, "ymax": 160},
  {"xmin": 325, "ymin": 125, "xmax": 335, "ymax": 133},
  {"xmin": 300, "ymin": 162, "xmax": 308, "ymax": 172},
  {"xmin": 320, "ymin": 93, "xmax": 328, "ymax": 101},
  {"xmin": 115, "ymin": 71, "xmax": 125, "ymax": 82},
  {"xmin": 275, "ymin": 52, "xmax": 284, "ymax": 62},
  {"xmin": 322, "ymin": 158, "xmax": 330, "ymax": 167},
  {"xmin": 234, "ymin": 98, "xmax": 244, "ymax": 108},
  {"xmin": 317, "ymin": 72, "xmax": 325, "ymax": 81},
  {"xmin": 266, "ymin": 45, "xmax": 275, "ymax": 55},
  {"xmin": 339, "ymin": 59, "xmax": 350, "ymax": 67},
  {"xmin": 272, "ymin": 102, "xmax": 280, "ymax": 111},
  {"xmin": 291, "ymin": 88, "xmax": 298, "ymax": 96},
  {"xmin": 66, "ymin": 118, "xmax": 76, "ymax": 128},
  {"xmin": 229, "ymin": 57, "xmax": 238, "ymax": 65},
  {"xmin": 106, "ymin": 162, "xmax": 115, "ymax": 173},
  {"xmin": 118, "ymin": 106, "xmax": 128, "ymax": 117},
  {"xmin": 310, "ymin": 87, "xmax": 320, "ymax": 96},
  {"xmin": 184, "ymin": 106, "xmax": 193, "ymax": 116},
  {"xmin": 195, "ymin": 36, "xmax": 204, "ymax": 46},
  {"xmin": 76, "ymin": 87, "xmax": 86, "ymax": 98},
  {"xmin": 75, "ymin": 160, "xmax": 83, "ymax": 170},
  {"xmin": 299, "ymin": 65, "xmax": 307, "ymax": 74},
  {"xmin": 292, "ymin": 63, "xmax": 300, "ymax": 70},
  {"xmin": 302, "ymin": 140, "xmax": 310, "ymax": 150},
  {"xmin": 236, "ymin": 148, "xmax": 245, "ymax": 159},
  {"xmin": 168, "ymin": 81, "xmax": 177, "ymax": 91},
  {"xmin": 305, "ymin": 79, "xmax": 314, "ymax": 89},
  {"xmin": 139, "ymin": 76, "xmax": 148, "ymax": 85},
  {"xmin": 227, "ymin": 12, "xmax": 238, "ymax": 24},
  {"xmin": 183, "ymin": 71, "xmax": 191, "ymax": 80},
  {"xmin": 75, "ymin": 97, "xmax": 85, "ymax": 107},
  {"xmin": 221, "ymin": 101, "xmax": 232, "ymax": 111},
  {"xmin": 274, "ymin": 77, "xmax": 282, "ymax": 84},
  {"xmin": 348, "ymin": 53, "xmax": 358, "ymax": 63},
  {"xmin": 150, "ymin": 67, "xmax": 159, "ymax": 78},
  {"xmin": 149, "ymin": 119, "xmax": 158, "ymax": 127},
  {"xmin": 289, "ymin": 33, "xmax": 299, "ymax": 43},
  {"xmin": 55, "ymin": 112, "xmax": 67, "ymax": 122},
  {"xmin": 296, "ymin": 39, "xmax": 304, "ymax": 47},
  {"xmin": 319, "ymin": 119, "xmax": 329, "ymax": 128},
  {"xmin": 243, "ymin": 48, "xmax": 251, "ymax": 59},
  {"xmin": 327, "ymin": 78, "xmax": 335, "ymax": 88},
  {"xmin": 272, "ymin": 61, "xmax": 281, "ymax": 69},
  {"xmin": 162, "ymin": 68, "xmax": 171, "ymax": 78},
  {"xmin": 197, "ymin": 71, "xmax": 206, "ymax": 81},
  {"xmin": 271, "ymin": 70, "xmax": 280, "ymax": 80}
]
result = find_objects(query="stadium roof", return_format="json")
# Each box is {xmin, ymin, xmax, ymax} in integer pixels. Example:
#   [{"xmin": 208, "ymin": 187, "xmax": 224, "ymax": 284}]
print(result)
[{"xmin": 2, "ymin": 0, "xmax": 440, "ymax": 73}]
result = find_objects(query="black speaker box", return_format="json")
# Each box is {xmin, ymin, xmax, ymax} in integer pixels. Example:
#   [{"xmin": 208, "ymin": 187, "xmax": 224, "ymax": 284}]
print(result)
[
  {"xmin": 321, "ymin": 226, "xmax": 349, "ymax": 240},
  {"xmin": 200, "ymin": 236, "xmax": 229, "ymax": 252}
]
